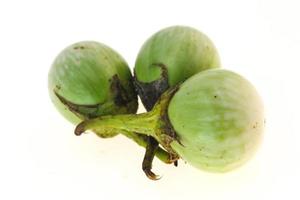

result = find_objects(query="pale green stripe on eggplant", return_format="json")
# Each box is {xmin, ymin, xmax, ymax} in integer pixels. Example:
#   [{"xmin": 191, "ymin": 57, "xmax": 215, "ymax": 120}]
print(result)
[
  {"xmin": 50, "ymin": 42, "xmax": 117, "ymax": 104},
  {"xmin": 168, "ymin": 69, "xmax": 264, "ymax": 171},
  {"xmin": 134, "ymin": 26, "xmax": 221, "ymax": 86}
]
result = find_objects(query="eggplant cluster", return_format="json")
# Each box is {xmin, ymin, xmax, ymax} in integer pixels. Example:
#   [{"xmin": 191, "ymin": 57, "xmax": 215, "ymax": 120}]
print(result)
[{"xmin": 49, "ymin": 26, "xmax": 264, "ymax": 180}]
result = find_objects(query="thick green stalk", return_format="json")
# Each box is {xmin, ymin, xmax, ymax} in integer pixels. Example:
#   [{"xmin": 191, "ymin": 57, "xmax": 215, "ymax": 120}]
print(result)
[
  {"xmin": 75, "ymin": 112, "xmax": 159, "ymax": 140},
  {"xmin": 74, "ymin": 110, "xmax": 175, "ymax": 163},
  {"xmin": 75, "ymin": 86, "xmax": 180, "ymax": 158}
]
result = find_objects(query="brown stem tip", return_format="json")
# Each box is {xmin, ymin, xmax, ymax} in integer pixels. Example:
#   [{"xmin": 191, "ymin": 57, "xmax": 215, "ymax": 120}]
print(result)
[
  {"xmin": 144, "ymin": 169, "xmax": 161, "ymax": 181},
  {"xmin": 74, "ymin": 122, "xmax": 85, "ymax": 136}
]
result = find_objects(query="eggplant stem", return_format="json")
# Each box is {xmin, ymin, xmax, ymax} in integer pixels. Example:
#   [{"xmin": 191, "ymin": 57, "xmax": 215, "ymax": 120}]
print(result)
[
  {"xmin": 74, "ymin": 112, "xmax": 158, "ymax": 139},
  {"xmin": 75, "ymin": 123, "xmax": 173, "ymax": 164},
  {"xmin": 121, "ymin": 131, "xmax": 174, "ymax": 164},
  {"xmin": 142, "ymin": 137, "xmax": 160, "ymax": 180},
  {"xmin": 74, "ymin": 85, "xmax": 182, "ymax": 178}
]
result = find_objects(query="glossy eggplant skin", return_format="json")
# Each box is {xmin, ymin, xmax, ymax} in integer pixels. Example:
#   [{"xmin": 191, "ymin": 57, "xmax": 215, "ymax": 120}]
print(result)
[
  {"xmin": 134, "ymin": 26, "xmax": 221, "ymax": 110},
  {"xmin": 48, "ymin": 41, "xmax": 138, "ymax": 125},
  {"xmin": 168, "ymin": 69, "xmax": 264, "ymax": 172}
]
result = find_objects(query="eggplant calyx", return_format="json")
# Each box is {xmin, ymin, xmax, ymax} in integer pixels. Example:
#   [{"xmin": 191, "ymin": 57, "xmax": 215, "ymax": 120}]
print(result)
[
  {"xmin": 54, "ymin": 74, "xmax": 137, "ymax": 120},
  {"xmin": 133, "ymin": 63, "xmax": 169, "ymax": 111},
  {"xmin": 110, "ymin": 74, "xmax": 137, "ymax": 111},
  {"xmin": 153, "ymin": 84, "xmax": 184, "ymax": 155}
]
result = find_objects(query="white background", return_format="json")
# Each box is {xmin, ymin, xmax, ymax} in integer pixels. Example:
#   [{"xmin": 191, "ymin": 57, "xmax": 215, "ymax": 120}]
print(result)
[{"xmin": 1, "ymin": 0, "xmax": 299, "ymax": 199}]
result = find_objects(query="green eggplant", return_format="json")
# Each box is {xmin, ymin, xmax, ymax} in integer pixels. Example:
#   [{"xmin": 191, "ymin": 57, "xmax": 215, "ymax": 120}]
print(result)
[
  {"xmin": 48, "ymin": 41, "xmax": 173, "ymax": 163},
  {"xmin": 134, "ymin": 25, "xmax": 221, "ymax": 110}
]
